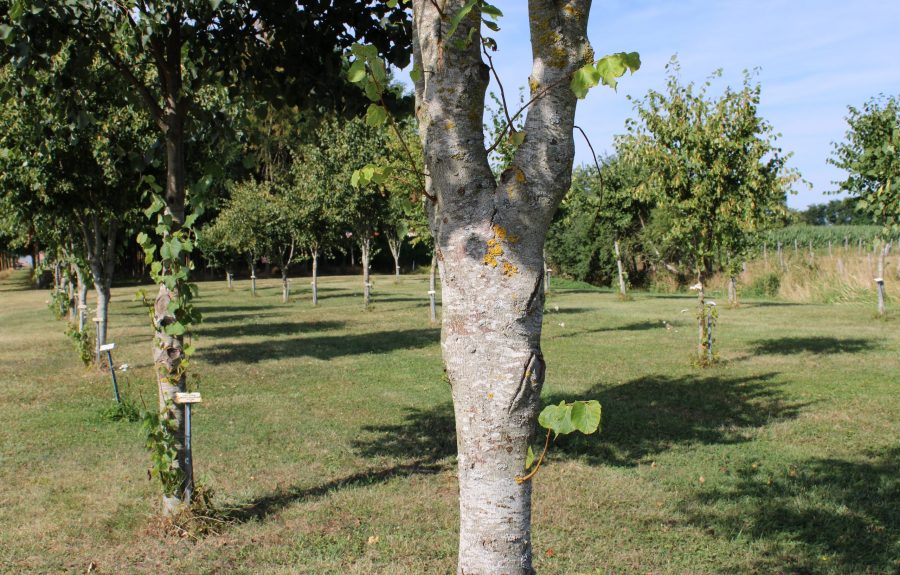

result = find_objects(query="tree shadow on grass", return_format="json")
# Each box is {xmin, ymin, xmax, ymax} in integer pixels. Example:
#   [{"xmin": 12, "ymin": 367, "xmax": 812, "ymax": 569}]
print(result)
[
  {"xmin": 351, "ymin": 372, "xmax": 803, "ymax": 469},
  {"xmin": 223, "ymin": 462, "xmax": 446, "ymax": 524},
  {"xmin": 751, "ymin": 336, "xmax": 878, "ymax": 355},
  {"xmin": 198, "ymin": 327, "xmax": 439, "ymax": 364},
  {"xmin": 680, "ymin": 446, "xmax": 899, "ymax": 574},
  {"xmin": 545, "ymin": 372, "xmax": 804, "ymax": 466},
  {"xmin": 553, "ymin": 320, "xmax": 666, "ymax": 339},
  {"xmin": 196, "ymin": 320, "xmax": 345, "ymax": 339}
]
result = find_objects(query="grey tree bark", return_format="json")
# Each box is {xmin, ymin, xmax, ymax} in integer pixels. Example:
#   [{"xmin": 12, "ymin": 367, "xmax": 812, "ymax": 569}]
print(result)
[
  {"xmin": 226, "ymin": 269, "xmax": 233, "ymax": 289},
  {"xmin": 249, "ymin": 255, "xmax": 257, "ymax": 296},
  {"xmin": 614, "ymin": 239, "xmax": 627, "ymax": 298},
  {"xmin": 410, "ymin": 2, "xmax": 591, "ymax": 572},
  {"xmin": 387, "ymin": 234, "xmax": 402, "ymax": 278},
  {"xmin": 73, "ymin": 263, "xmax": 89, "ymax": 333},
  {"xmin": 311, "ymin": 246, "xmax": 319, "ymax": 306},
  {"xmin": 876, "ymin": 241, "xmax": 887, "ymax": 316},
  {"xmin": 361, "ymin": 237, "xmax": 371, "ymax": 307},
  {"xmin": 80, "ymin": 215, "xmax": 117, "ymax": 365},
  {"xmin": 429, "ymin": 252, "xmax": 437, "ymax": 322}
]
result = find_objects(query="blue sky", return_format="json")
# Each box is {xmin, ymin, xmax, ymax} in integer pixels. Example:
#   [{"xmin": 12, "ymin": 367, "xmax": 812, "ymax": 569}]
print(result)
[{"xmin": 403, "ymin": 1, "xmax": 899, "ymax": 209}]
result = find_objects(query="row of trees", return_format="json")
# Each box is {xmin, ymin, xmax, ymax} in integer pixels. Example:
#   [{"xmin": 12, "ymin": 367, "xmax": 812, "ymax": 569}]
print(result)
[{"xmin": 545, "ymin": 70, "xmax": 897, "ymax": 319}]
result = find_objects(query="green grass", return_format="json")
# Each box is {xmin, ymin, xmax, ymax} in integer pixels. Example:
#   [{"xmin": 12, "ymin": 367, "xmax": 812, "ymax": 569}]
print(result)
[{"xmin": 0, "ymin": 269, "xmax": 897, "ymax": 574}]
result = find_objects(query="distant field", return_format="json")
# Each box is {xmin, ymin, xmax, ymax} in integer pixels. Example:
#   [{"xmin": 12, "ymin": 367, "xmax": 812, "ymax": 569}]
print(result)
[{"xmin": 1, "ymin": 270, "xmax": 897, "ymax": 575}]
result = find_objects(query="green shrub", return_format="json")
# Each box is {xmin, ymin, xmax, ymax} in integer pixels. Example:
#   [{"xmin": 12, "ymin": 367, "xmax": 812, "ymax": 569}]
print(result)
[{"xmin": 744, "ymin": 272, "xmax": 781, "ymax": 298}]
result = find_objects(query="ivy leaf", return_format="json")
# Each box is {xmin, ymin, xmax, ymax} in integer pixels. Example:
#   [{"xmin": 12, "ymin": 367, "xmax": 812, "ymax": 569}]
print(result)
[
  {"xmin": 144, "ymin": 195, "xmax": 165, "ymax": 218},
  {"xmin": 508, "ymin": 129, "xmax": 525, "ymax": 147},
  {"xmin": 410, "ymin": 62, "xmax": 423, "ymax": 83},
  {"xmin": 525, "ymin": 445, "xmax": 535, "ymax": 470}
]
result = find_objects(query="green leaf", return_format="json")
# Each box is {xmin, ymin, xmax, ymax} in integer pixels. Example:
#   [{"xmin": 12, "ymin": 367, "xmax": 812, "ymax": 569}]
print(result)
[
  {"xmin": 538, "ymin": 400, "xmax": 575, "ymax": 437},
  {"xmin": 446, "ymin": 0, "xmax": 478, "ymax": 42},
  {"xmin": 410, "ymin": 62, "xmax": 423, "ymax": 83},
  {"xmin": 209, "ymin": 0, "xmax": 222, "ymax": 9},
  {"xmin": 525, "ymin": 445, "xmax": 535, "ymax": 470},
  {"xmin": 164, "ymin": 321, "xmax": 186, "ymax": 336},
  {"xmin": 365, "ymin": 103, "xmax": 389, "ymax": 127},
  {"xmin": 480, "ymin": 2, "xmax": 503, "ymax": 19},
  {"xmin": 348, "ymin": 60, "xmax": 367, "ymax": 83},
  {"xmin": 570, "ymin": 62, "xmax": 601, "ymax": 99},
  {"xmin": 144, "ymin": 196, "xmax": 165, "ymax": 218},
  {"xmin": 570, "ymin": 400, "xmax": 601, "ymax": 434},
  {"xmin": 508, "ymin": 129, "xmax": 525, "ymax": 147}
]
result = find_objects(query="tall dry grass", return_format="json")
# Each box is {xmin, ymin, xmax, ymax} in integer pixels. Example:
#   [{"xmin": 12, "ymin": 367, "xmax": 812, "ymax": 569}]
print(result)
[{"xmin": 714, "ymin": 243, "xmax": 898, "ymax": 304}]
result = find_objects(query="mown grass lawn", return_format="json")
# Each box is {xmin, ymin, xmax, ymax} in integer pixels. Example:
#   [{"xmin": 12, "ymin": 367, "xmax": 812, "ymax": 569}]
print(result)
[{"xmin": 0, "ymin": 270, "xmax": 897, "ymax": 575}]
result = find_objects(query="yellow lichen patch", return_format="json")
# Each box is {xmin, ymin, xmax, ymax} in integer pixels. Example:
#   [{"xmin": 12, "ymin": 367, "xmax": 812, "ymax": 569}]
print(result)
[
  {"xmin": 444, "ymin": 120, "xmax": 456, "ymax": 130},
  {"xmin": 484, "ymin": 225, "xmax": 520, "ymax": 277},
  {"xmin": 483, "ymin": 238, "xmax": 503, "ymax": 268},
  {"xmin": 528, "ymin": 76, "xmax": 540, "ymax": 94},
  {"xmin": 515, "ymin": 168, "xmax": 526, "ymax": 184}
]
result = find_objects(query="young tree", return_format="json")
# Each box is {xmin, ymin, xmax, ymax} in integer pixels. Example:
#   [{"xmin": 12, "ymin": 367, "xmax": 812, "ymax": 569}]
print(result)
[
  {"xmin": 829, "ymin": 94, "xmax": 898, "ymax": 316},
  {"xmin": 351, "ymin": 2, "xmax": 639, "ymax": 572},
  {"xmin": 620, "ymin": 60, "xmax": 797, "ymax": 358}
]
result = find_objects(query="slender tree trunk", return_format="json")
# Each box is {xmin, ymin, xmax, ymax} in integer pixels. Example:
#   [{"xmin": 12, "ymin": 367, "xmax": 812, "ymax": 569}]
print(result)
[
  {"xmin": 614, "ymin": 239, "xmax": 627, "ymax": 298},
  {"xmin": 361, "ymin": 237, "xmax": 371, "ymax": 307},
  {"xmin": 876, "ymin": 241, "xmax": 887, "ymax": 317},
  {"xmin": 74, "ymin": 264, "xmax": 89, "ymax": 333},
  {"xmin": 763, "ymin": 241, "xmax": 768, "ymax": 269},
  {"xmin": 410, "ymin": 2, "xmax": 589, "ymax": 571},
  {"xmin": 778, "ymin": 242, "xmax": 784, "ymax": 270},
  {"xmin": 250, "ymin": 257, "xmax": 257, "ymax": 296},
  {"xmin": 311, "ymin": 247, "xmax": 319, "ymax": 306},
  {"xmin": 388, "ymin": 236, "xmax": 402, "ymax": 278},
  {"xmin": 282, "ymin": 271, "xmax": 289, "ymax": 303},
  {"xmin": 429, "ymin": 252, "xmax": 437, "ymax": 322},
  {"xmin": 728, "ymin": 276, "xmax": 737, "ymax": 307},
  {"xmin": 226, "ymin": 269, "xmax": 233, "ymax": 289},
  {"xmin": 542, "ymin": 248, "xmax": 550, "ymax": 297}
]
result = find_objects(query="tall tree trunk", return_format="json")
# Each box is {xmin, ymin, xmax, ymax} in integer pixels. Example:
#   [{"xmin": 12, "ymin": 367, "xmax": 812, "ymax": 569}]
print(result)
[
  {"xmin": 410, "ymin": 2, "xmax": 589, "ymax": 571},
  {"xmin": 361, "ymin": 237, "xmax": 371, "ymax": 307},
  {"xmin": 614, "ymin": 239, "xmax": 627, "ymax": 298},
  {"xmin": 311, "ymin": 247, "xmax": 319, "ymax": 306},
  {"xmin": 226, "ymin": 269, "xmax": 233, "ymax": 289},
  {"xmin": 429, "ymin": 251, "xmax": 437, "ymax": 322}
]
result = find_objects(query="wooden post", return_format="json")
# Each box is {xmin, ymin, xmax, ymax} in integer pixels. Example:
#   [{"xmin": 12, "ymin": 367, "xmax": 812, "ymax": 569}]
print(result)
[
  {"xmin": 100, "ymin": 343, "xmax": 120, "ymax": 403},
  {"xmin": 173, "ymin": 392, "xmax": 202, "ymax": 505}
]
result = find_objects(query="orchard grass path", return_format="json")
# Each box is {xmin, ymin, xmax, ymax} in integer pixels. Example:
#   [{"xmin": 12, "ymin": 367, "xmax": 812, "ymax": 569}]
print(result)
[{"xmin": 0, "ymin": 269, "xmax": 897, "ymax": 575}]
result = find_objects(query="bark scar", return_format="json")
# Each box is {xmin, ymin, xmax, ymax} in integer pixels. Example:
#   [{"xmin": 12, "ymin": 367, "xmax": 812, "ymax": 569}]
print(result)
[
  {"xmin": 525, "ymin": 272, "xmax": 543, "ymax": 314},
  {"xmin": 508, "ymin": 351, "xmax": 543, "ymax": 414}
]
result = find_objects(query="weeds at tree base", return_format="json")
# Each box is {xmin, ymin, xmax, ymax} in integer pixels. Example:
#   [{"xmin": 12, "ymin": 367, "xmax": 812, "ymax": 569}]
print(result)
[
  {"xmin": 100, "ymin": 397, "xmax": 141, "ymax": 422},
  {"xmin": 689, "ymin": 351, "xmax": 720, "ymax": 368},
  {"xmin": 146, "ymin": 484, "xmax": 230, "ymax": 540}
]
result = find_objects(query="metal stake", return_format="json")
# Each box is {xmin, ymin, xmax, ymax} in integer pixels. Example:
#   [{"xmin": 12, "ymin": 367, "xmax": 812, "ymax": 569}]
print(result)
[{"xmin": 100, "ymin": 343, "xmax": 120, "ymax": 403}]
